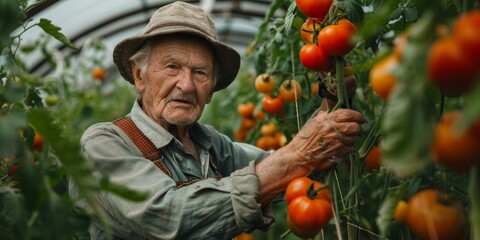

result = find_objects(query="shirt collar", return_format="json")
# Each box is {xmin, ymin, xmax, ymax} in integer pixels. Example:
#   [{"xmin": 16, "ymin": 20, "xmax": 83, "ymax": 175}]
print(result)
[{"xmin": 129, "ymin": 99, "xmax": 213, "ymax": 150}]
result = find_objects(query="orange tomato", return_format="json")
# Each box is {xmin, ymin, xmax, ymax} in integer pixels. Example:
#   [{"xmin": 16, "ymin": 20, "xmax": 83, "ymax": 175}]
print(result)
[
  {"xmin": 364, "ymin": 145, "xmax": 381, "ymax": 170},
  {"xmin": 91, "ymin": 66, "xmax": 107, "ymax": 81},
  {"xmin": 432, "ymin": 110, "xmax": 480, "ymax": 173},
  {"xmin": 240, "ymin": 118, "xmax": 256, "ymax": 131},
  {"xmin": 393, "ymin": 200, "xmax": 408, "ymax": 225},
  {"xmin": 279, "ymin": 80, "xmax": 302, "ymax": 102},
  {"xmin": 310, "ymin": 82, "xmax": 319, "ymax": 96},
  {"xmin": 234, "ymin": 129, "xmax": 248, "ymax": 142},
  {"xmin": 369, "ymin": 54, "xmax": 398, "ymax": 101},
  {"xmin": 405, "ymin": 189, "xmax": 468, "ymax": 240},
  {"xmin": 233, "ymin": 232, "xmax": 254, "ymax": 240},
  {"xmin": 237, "ymin": 102, "xmax": 255, "ymax": 118},
  {"xmin": 260, "ymin": 121, "xmax": 277, "ymax": 136},
  {"xmin": 255, "ymin": 73, "xmax": 276, "ymax": 94},
  {"xmin": 301, "ymin": 18, "xmax": 321, "ymax": 43},
  {"xmin": 393, "ymin": 34, "xmax": 407, "ymax": 59}
]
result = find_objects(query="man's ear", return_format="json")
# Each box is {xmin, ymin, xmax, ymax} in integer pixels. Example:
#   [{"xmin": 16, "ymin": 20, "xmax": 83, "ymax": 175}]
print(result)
[{"xmin": 132, "ymin": 63, "xmax": 145, "ymax": 92}]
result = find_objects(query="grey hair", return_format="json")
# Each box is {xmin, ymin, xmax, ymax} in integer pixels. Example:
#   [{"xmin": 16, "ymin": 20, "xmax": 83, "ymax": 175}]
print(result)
[{"xmin": 128, "ymin": 41, "xmax": 219, "ymax": 89}]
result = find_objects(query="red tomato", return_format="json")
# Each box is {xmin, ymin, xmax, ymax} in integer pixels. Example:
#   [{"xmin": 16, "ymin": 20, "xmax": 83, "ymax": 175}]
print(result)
[
  {"xmin": 285, "ymin": 177, "xmax": 331, "ymax": 204},
  {"xmin": 288, "ymin": 196, "xmax": 333, "ymax": 238},
  {"xmin": 295, "ymin": 0, "xmax": 332, "ymax": 19},
  {"xmin": 261, "ymin": 95, "xmax": 284, "ymax": 114},
  {"xmin": 318, "ymin": 19, "xmax": 357, "ymax": 56},
  {"xmin": 453, "ymin": 10, "xmax": 480, "ymax": 65},
  {"xmin": 427, "ymin": 37, "xmax": 477, "ymax": 97},
  {"xmin": 299, "ymin": 43, "xmax": 333, "ymax": 72},
  {"xmin": 287, "ymin": 214, "xmax": 322, "ymax": 238},
  {"xmin": 33, "ymin": 133, "xmax": 44, "ymax": 152}
]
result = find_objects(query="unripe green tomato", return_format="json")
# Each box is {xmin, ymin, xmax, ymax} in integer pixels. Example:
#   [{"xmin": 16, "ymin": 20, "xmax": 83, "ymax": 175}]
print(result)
[{"xmin": 45, "ymin": 95, "xmax": 59, "ymax": 106}]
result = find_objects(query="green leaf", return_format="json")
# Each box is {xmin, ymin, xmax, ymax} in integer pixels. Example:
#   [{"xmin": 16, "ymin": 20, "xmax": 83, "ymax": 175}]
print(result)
[
  {"xmin": 402, "ymin": 3, "xmax": 418, "ymax": 22},
  {"xmin": 376, "ymin": 183, "xmax": 408, "ymax": 240},
  {"xmin": 0, "ymin": 188, "xmax": 24, "ymax": 226},
  {"xmin": 283, "ymin": 1, "xmax": 296, "ymax": 35},
  {"xmin": 38, "ymin": 18, "xmax": 77, "ymax": 50},
  {"xmin": 335, "ymin": 0, "xmax": 364, "ymax": 24},
  {"xmin": 0, "ymin": 0, "xmax": 22, "ymax": 50}
]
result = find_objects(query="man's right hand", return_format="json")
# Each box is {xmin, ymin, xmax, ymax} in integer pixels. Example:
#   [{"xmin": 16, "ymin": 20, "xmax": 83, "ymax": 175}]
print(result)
[{"xmin": 286, "ymin": 108, "xmax": 364, "ymax": 171}]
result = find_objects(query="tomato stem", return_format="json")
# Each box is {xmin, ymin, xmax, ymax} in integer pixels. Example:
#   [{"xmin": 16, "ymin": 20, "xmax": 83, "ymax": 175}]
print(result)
[
  {"xmin": 280, "ymin": 228, "xmax": 291, "ymax": 239},
  {"xmin": 333, "ymin": 57, "xmax": 349, "ymax": 110},
  {"xmin": 469, "ymin": 165, "xmax": 480, "ymax": 240}
]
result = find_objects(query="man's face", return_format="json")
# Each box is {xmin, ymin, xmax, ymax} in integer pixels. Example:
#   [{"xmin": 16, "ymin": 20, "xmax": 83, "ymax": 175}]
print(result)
[{"xmin": 133, "ymin": 35, "xmax": 215, "ymax": 127}]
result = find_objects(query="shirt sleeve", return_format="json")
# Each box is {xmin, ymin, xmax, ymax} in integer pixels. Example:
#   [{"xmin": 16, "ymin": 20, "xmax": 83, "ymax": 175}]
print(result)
[{"xmin": 71, "ymin": 122, "xmax": 275, "ymax": 240}]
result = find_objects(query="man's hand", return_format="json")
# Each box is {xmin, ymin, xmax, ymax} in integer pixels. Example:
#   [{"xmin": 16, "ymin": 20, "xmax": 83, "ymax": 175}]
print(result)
[{"xmin": 286, "ymin": 108, "xmax": 364, "ymax": 171}]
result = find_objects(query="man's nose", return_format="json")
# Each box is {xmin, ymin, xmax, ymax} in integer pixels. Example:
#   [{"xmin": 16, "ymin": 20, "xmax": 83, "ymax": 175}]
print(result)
[{"xmin": 176, "ymin": 68, "xmax": 196, "ymax": 92}]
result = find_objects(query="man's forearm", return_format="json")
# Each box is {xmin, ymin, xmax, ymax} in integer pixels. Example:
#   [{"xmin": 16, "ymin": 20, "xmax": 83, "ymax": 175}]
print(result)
[{"xmin": 255, "ymin": 147, "xmax": 311, "ymax": 205}]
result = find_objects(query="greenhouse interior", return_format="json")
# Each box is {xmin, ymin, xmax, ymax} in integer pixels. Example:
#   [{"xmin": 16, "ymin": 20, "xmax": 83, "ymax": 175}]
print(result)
[{"xmin": 1, "ymin": 0, "xmax": 480, "ymax": 239}]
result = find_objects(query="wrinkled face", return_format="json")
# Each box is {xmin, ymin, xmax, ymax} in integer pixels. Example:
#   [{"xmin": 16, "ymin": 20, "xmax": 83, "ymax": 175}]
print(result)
[{"xmin": 132, "ymin": 35, "xmax": 215, "ymax": 128}]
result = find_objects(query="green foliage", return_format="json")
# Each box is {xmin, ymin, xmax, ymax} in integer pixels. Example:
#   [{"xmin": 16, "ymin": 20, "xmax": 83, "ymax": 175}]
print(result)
[
  {"xmin": 0, "ymin": 1, "xmax": 144, "ymax": 239},
  {"xmin": 239, "ymin": 0, "xmax": 480, "ymax": 239}
]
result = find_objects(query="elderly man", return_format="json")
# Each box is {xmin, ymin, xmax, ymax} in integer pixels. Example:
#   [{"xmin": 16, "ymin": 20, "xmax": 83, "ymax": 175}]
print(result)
[{"xmin": 69, "ymin": 1, "xmax": 364, "ymax": 239}]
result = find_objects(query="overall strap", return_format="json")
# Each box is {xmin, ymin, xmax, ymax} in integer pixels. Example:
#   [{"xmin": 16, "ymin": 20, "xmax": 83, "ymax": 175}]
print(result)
[
  {"xmin": 113, "ymin": 117, "xmax": 222, "ymax": 187},
  {"xmin": 113, "ymin": 117, "xmax": 173, "ymax": 179}
]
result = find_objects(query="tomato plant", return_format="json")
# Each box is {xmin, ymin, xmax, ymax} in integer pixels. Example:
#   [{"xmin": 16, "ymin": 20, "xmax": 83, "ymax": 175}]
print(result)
[{"xmin": 404, "ymin": 189, "xmax": 468, "ymax": 240}]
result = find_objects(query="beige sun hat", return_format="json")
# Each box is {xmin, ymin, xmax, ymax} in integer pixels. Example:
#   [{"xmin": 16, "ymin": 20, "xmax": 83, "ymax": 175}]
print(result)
[{"xmin": 113, "ymin": 1, "xmax": 241, "ymax": 91}]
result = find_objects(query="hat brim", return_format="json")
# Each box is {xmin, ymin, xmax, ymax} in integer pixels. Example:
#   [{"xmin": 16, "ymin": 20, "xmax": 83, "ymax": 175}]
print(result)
[{"xmin": 113, "ymin": 26, "xmax": 241, "ymax": 92}]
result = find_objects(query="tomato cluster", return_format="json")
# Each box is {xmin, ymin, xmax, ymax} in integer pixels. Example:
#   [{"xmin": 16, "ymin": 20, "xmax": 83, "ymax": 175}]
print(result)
[
  {"xmin": 234, "ymin": 102, "xmax": 263, "ymax": 142},
  {"xmin": 393, "ymin": 189, "xmax": 468, "ymax": 240},
  {"xmin": 427, "ymin": 10, "xmax": 480, "ymax": 97},
  {"xmin": 256, "ymin": 121, "xmax": 287, "ymax": 151},
  {"xmin": 299, "ymin": 17, "xmax": 357, "ymax": 73},
  {"xmin": 285, "ymin": 177, "xmax": 333, "ymax": 238}
]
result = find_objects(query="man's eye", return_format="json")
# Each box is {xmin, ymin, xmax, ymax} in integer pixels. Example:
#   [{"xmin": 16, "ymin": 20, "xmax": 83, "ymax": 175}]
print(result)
[
  {"xmin": 167, "ymin": 64, "xmax": 178, "ymax": 69},
  {"xmin": 195, "ymin": 70, "xmax": 206, "ymax": 75}
]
